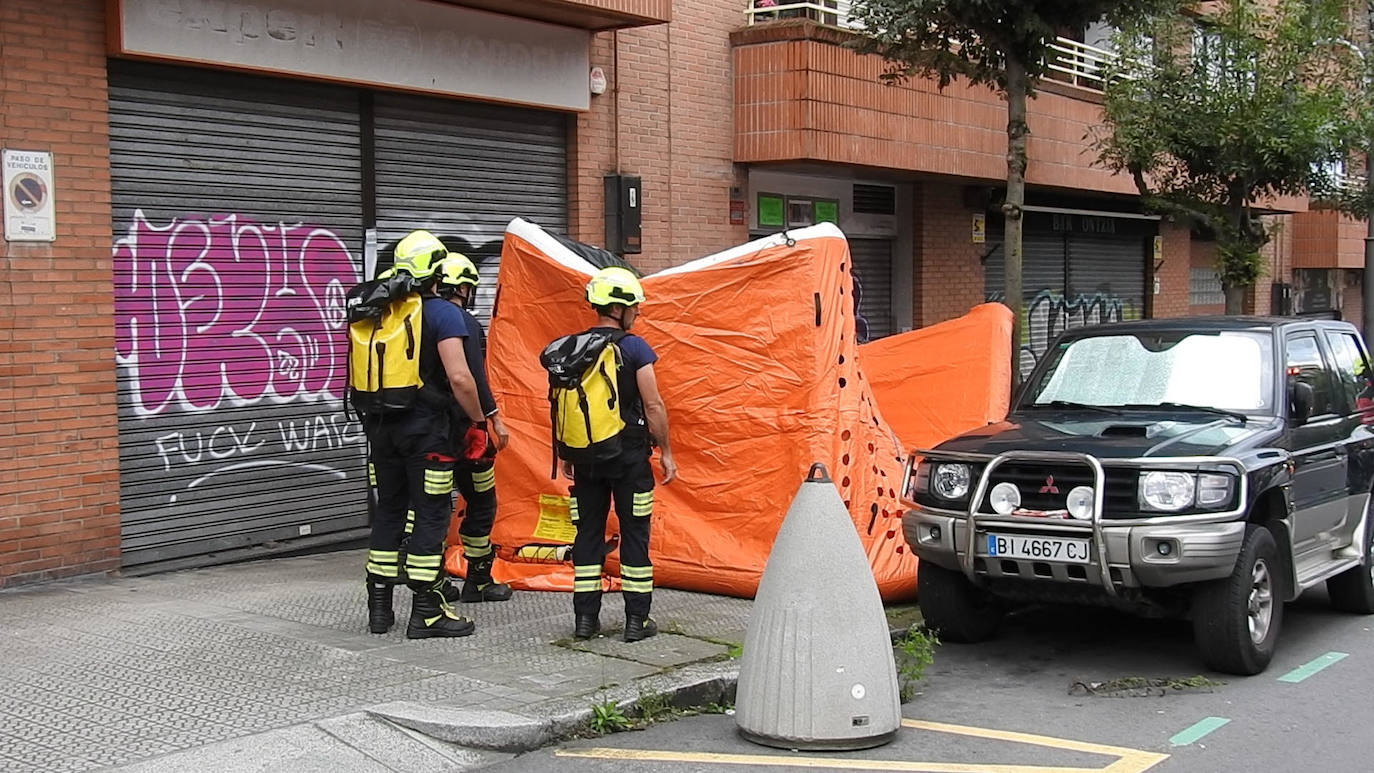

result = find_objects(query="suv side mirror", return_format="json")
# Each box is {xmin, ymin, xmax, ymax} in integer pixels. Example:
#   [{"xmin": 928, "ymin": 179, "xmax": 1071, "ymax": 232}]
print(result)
[{"xmin": 1289, "ymin": 381, "xmax": 1315, "ymax": 424}]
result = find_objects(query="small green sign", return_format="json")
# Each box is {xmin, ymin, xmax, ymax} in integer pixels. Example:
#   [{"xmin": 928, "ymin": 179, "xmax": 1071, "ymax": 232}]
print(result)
[
  {"xmin": 814, "ymin": 200, "xmax": 839, "ymax": 224},
  {"xmin": 758, "ymin": 194, "xmax": 785, "ymax": 227}
]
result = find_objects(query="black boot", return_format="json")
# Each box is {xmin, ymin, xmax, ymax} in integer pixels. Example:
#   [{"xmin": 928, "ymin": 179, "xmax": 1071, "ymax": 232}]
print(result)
[
  {"xmin": 623, "ymin": 615, "xmax": 658, "ymax": 643},
  {"xmin": 574, "ymin": 614, "xmax": 601, "ymax": 640},
  {"xmin": 460, "ymin": 555, "xmax": 513, "ymax": 603},
  {"xmin": 406, "ymin": 582, "xmax": 476, "ymax": 639},
  {"xmin": 367, "ymin": 577, "xmax": 395, "ymax": 634}
]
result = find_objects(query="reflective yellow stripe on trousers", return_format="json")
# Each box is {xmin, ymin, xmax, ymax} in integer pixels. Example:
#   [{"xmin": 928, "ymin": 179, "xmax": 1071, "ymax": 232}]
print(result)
[
  {"xmin": 573, "ymin": 564, "xmax": 602, "ymax": 593},
  {"xmin": 366, "ymin": 550, "xmax": 400, "ymax": 578},
  {"xmin": 424, "ymin": 469, "xmax": 453, "ymax": 495},
  {"xmin": 631, "ymin": 491, "xmax": 653, "ymax": 517},
  {"xmin": 621, "ymin": 564, "xmax": 653, "ymax": 594},
  {"xmin": 460, "ymin": 534, "xmax": 493, "ymax": 558},
  {"xmin": 472, "ymin": 468, "xmax": 496, "ymax": 493}
]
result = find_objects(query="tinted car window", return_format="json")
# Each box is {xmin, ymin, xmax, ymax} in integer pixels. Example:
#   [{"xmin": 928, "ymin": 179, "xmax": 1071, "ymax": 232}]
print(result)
[
  {"xmin": 1285, "ymin": 334, "xmax": 1334, "ymax": 417},
  {"xmin": 1323, "ymin": 331, "xmax": 1371, "ymax": 415}
]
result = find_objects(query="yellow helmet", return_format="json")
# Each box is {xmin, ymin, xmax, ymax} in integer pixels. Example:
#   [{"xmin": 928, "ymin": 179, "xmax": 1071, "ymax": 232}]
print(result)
[
  {"xmin": 436, "ymin": 253, "xmax": 480, "ymax": 289},
  {"xmin": 392, "ymin": 230, "xmax": 447, "ymax": 279},
  {"xmin": 586, "ymin": 266, "xmax": 645, "ymax": 307}
]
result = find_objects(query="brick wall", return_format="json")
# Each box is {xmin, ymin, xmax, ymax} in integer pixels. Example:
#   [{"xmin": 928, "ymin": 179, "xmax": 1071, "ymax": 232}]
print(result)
[
  {"xmin": 1153, "ymin": 221, "xmax": 1194, "ymax": 318},
  {"xmin": 912, "ymin": 183, "xmax": 986, "ymax": 327},
  {"xmin": 0, "ymin": 0, "xmax": 120, "ymax": 588},
  {"xmin": 570, "ymin": 0, "xmax": 748, "ymax": 272}
]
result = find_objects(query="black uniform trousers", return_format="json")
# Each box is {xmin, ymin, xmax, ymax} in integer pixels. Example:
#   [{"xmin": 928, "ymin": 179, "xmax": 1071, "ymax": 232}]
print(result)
[
  {"xmin": 364, "ymin": 405, "xmax": 454, "ymax": 589},
  {"xmin": 454, "ymin": 460, "xmax": 497, "ymax": 560},
  {"xmin": 570, "ymin": 446, "xmax": 656, "ymax": 618}
]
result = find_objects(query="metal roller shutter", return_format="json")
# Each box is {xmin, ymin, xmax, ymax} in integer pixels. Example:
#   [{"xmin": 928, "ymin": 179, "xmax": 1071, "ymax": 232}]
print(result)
[
  {"xmin": 108, "ymin": 61, "xmax": 368, "ymax": 568},
  {"xmin": 372, "ymin": 94, "xmax": 568, "ymax": 324},
  {"xmin": 1067, "ymin": 233, "xmax": 1146, "ymax": 324},
  {"xmin": 849, "ymin": 238, "xmax": 894, "ymax": 341},
  {"xmin": 984, "ymin": 220, "xmax": 1147, "ymax": 374}
]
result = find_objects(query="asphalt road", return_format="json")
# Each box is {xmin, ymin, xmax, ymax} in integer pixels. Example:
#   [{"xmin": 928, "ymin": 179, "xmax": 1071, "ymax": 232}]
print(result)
[{"xmin": 492, "ymin": 587, "xmax": 1373, "ymax": 772}]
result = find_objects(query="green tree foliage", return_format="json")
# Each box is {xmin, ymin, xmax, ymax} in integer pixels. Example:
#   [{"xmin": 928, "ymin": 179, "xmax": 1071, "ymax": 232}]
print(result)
[
  {"xmin": 1095, "ymin": 0, "xmax": 1371, "ymax": 313},
  {"xmin": 849, "ymin": 0, "xmax": 1179, "ymax": 382}
]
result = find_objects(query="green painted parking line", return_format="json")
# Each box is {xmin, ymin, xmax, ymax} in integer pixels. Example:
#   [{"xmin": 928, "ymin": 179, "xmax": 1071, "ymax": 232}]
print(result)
[
  {"xmin": 1278, "ymin": 651, "xmax": 1349, "ymax": 683},
  {"xmin": 1169, "ymin": 717, "xmax": 1230, "ymax": 747}
]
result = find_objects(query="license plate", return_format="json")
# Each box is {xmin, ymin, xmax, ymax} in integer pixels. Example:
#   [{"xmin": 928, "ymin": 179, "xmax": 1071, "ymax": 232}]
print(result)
[{"xmin": 983, "ymin": 533, "xmax": 1091, "ymax": 564}]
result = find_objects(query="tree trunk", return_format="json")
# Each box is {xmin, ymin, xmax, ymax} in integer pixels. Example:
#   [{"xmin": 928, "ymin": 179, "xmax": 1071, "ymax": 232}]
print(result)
[
  {"xmin": 1223, "ymin": 283, "xmax": 1246, "ymax": 315},
  {"xmin": 1003, "ymin": 57, "xmax": 1030, "ymax": 388}
]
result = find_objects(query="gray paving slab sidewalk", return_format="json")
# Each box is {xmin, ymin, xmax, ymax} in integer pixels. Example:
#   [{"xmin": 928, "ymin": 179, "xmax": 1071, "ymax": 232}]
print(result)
[{"xmin": 0, "ymin": 550, "xmax": 752, "ymax": 773}]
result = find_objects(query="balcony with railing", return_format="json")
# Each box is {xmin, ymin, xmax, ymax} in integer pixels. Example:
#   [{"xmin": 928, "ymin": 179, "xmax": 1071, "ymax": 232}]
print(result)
[
  {"xmin": 449, "ymin": 0, "xmax": 670, "ymax": 30},
  {"xmin": 732, "ymin": 3, "xmax": 1139, "ymax": 194},
  {"xmin": 742, "ymin": 1, "xmax": 1120, "ymax": 92}
]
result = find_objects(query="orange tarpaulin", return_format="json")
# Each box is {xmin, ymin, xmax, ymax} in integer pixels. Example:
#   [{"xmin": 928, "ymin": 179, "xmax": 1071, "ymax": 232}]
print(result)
[
  {"xmin": 445, "ymin": 220, "xmax": 1009, "ymax": 600},
  {"xmin": 859, "ymin": 303, "xmax": 1013, "ymax": 453}
]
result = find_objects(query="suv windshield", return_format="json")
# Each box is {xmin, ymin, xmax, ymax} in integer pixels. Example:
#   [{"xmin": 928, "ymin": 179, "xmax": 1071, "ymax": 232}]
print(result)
[{"xmin": 1022, "ymin": 331, "xmax": 1276, "ymax": 415}]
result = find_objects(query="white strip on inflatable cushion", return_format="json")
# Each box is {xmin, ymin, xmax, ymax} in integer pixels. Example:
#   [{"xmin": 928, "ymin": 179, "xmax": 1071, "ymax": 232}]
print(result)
[
  {"xmin": 505, "ymin": 217, "xmax": 600, "ymax": 275},
  {"xmin": 651, "ymin": 223, "xmax": 847, "ymax": 278},
  {"xmin": 505, "ymin": 218, "xmax": 848, "ymax": 279}
]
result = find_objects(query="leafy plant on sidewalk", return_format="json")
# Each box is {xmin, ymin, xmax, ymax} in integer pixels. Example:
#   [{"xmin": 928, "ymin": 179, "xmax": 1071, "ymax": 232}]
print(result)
[
  {"xmin": 589, "ymin": 699, "xmax": 632, "ymax": 734},
  {"xmin": 895, "ymin": 626, "xmax": 940, "ymax": 703}
]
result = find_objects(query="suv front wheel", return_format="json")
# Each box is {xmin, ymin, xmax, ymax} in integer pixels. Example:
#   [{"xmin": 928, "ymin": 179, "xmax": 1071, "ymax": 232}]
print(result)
[
  {"xmin": 917, "ymin": 561, "xmax": 1002, "ymax": 643},
  {"xmin": 1191, "ymin": 524, "xmax": 1283, "ymax": 675}
]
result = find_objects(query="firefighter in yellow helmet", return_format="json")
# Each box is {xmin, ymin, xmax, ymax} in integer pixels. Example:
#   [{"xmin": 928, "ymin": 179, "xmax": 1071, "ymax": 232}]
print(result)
[
  {"xmin": 431, "ymin": 251, "xmax": 513, "ymax": 602},
  {"xmin": 552, "ymin": 266, "xmax": 676, "ymax": 643},
  {"xmin": 361, "ymin": 229, "xmax": 489, "ymax": 639}
]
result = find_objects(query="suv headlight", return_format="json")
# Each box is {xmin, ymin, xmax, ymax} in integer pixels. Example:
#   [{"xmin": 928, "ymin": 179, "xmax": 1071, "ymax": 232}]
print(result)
[
  {"xmin": 931, "ymin": 463, "xmax": 971, "ymax": 500},
  {"xmin": 1139, "ymin": 471, "xmax": 1195, "ymax": 511},
  {"xmin": 1138, "ymin": 471, "xmax": 1236, "ymax": 512}
]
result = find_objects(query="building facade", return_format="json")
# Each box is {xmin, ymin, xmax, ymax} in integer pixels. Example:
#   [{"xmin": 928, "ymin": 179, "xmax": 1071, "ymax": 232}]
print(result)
[{"xmin": 0, "ymin": 0, "xmax": 1323, "ymax": 586}]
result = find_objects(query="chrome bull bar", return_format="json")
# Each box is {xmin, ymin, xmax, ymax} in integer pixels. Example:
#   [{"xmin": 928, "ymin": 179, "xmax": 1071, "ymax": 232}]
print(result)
[{"xmin": 960, "ymin": 451, "xmax": 1113, "ymax": 597}]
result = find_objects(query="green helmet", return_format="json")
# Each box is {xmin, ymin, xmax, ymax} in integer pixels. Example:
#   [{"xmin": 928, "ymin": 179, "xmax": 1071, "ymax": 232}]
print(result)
[
  {"xmin": 436, "ymin": 253, "xmax": 480, "ymax": 289},
  {"xmin": 392, "ymin": 230, "xmax": 447, "ymax": 279},
  {"xmin": 585, "ymin": 266, "xmax": 645, "ymax": 307}
]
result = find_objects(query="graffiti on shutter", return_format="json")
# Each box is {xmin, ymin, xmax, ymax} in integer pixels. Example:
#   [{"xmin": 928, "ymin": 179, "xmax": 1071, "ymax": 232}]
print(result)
[{"xmin": 114, "ymin": 210, "xmax": 363, "ymax": 505}]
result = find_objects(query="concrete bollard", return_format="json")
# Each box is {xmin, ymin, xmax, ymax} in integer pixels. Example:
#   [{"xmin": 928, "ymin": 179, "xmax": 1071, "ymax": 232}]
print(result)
[{"xmin": 735, "ymin": 463, "xmax": 901, "ymax": 750}]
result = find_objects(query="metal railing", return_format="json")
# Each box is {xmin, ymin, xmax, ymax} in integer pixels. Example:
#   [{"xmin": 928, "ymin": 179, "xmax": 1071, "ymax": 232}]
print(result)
[
  {"xmin": 1045, "ymin": 37, "xmax": 1118, "ymax": 90},
  {"xmin": 743, "ymin": 1, "xmax": 854, "ymax": 28},
  {"xmin": 742, "ymin": 2, "xmax": 1125, "ymax": 93}
]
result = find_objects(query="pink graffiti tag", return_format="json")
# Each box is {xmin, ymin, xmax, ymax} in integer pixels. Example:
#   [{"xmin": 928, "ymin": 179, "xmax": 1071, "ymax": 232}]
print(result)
[{"xmin": 114, "ymin": 212, "xmax": 359, "ymax": 415}]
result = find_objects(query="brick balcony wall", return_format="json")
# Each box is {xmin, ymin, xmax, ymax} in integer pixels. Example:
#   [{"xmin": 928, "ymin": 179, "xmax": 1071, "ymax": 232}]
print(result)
[
  {"xmin": 1293, "ymin": 210, "xmax": 1365, "ymax": 270},
  {"xmin": 0, "ymin": 0, "xmax": 121, "ymax": 588},
  {"xmin": 733, "ymin": 25, "xmax": 1136, "ymax": 195}
]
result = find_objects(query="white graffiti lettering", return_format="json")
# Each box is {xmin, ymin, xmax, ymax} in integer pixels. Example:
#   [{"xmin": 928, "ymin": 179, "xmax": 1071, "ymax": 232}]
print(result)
[{"xmin": 153, "ymin": 421, "xmax": 265, "ymax": 472}]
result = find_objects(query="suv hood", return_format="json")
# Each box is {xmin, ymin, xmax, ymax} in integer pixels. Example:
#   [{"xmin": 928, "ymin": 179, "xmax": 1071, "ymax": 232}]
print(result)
[{"xmin": 935, "ymin": 412, "xmax": 1280, "ymax": 459}]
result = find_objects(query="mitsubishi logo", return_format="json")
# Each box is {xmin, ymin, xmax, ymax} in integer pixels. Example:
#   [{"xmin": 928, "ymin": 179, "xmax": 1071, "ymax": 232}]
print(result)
[{"xmin": 1039, "ymin": 475, "xmax": 1060, "ymax": 494}]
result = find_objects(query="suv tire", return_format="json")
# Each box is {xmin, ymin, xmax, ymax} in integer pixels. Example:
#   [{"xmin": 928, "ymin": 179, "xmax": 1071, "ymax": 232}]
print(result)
[
  {"xmin": 917, "ymin": 561, "xmax": 1001, "ymax": 643},
  {"xmin": 1327, "ymin": 509, "xmax": 1374, "ymax": 614},
  {"xmin": 1192, "ymin": 524, "xmax": 1283, "ymax": 676}
]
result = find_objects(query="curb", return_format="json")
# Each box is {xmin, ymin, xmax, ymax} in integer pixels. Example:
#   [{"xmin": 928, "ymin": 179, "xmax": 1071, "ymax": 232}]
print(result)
[
  {"xmin": 366, "ymin": 660, "xmax": 741, "ymax": 754},
  {"xmin": 369, "ymin": 623, "xmax": 917, "ymax": 754}
]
